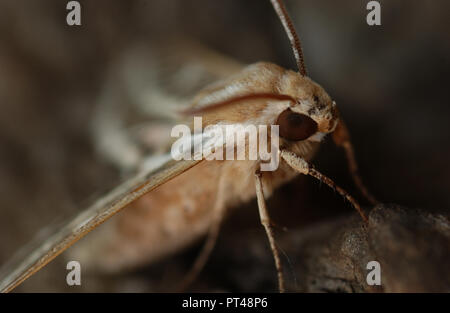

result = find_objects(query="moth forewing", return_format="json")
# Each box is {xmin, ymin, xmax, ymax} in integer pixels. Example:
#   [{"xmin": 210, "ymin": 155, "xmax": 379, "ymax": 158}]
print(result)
[
  {"xmin": 0, "ymin": 39, "xmax": 248, "ymax": 293},
  {"xmin": 0, "ymin": 158, "xmax": 200, "ymax": 293}
]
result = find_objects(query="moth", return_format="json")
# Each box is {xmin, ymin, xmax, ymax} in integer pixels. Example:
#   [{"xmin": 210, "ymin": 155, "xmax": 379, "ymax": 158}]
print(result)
[{"xmin": 0, "ymin": 0, "xmax": 377, "ymax": 293}]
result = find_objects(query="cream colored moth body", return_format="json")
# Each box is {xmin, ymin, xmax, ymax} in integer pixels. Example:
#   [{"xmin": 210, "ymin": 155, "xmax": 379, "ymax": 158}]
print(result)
[
  {"xmin": 0, "ymin": 0, "xmax": 375, "ymax": 292},
  {"xmin": 73, "ymin": 61, "xmax": 338, "ymax": 272}
]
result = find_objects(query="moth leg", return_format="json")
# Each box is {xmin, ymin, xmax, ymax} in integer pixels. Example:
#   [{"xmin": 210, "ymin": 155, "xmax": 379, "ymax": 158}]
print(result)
[
  {"xmin": 254, "ymin": 169, "xmax": 286, "ymax": 293},
  {"xmin": 332, "ymin": 119, "xmax": 378, "ymax": 205},
  {"xmin": 178, "ymin": 171, "xmax": 227, "ymax": 291},
  {"xmin": 280, "ymin": 150, "xmax": 369, "ymax": 224}
]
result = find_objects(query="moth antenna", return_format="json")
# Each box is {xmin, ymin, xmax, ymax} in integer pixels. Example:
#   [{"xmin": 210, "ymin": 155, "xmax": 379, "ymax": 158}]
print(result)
[
  {"xmin": 181, "ymin": 93, "xmax": 296, "ymax": 115},
  {"xmin": 270, "ymin": 0, "xmax": 307, "ymax": 76}
]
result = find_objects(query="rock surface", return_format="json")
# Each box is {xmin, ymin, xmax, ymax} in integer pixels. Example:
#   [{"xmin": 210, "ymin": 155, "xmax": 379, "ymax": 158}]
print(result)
[{"xmin": 199, "ymin": 204, "xmax": 450, "ymax": 292}]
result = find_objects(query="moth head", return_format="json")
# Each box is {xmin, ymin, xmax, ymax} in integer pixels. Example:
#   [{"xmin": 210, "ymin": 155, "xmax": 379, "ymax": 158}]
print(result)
[
  {"xmin": 270, "ymin": 0, "xmax": 339, "ymax": 142},
  {"xmin": 275, "ymin": 73, "xmax": 339, "ymax": 143}
]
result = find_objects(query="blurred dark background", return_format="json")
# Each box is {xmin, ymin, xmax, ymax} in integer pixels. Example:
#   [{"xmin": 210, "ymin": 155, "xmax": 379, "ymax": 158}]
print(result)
[{"xmin": 0, "ymin": 0, "xmax": 449, "ymax": 292}]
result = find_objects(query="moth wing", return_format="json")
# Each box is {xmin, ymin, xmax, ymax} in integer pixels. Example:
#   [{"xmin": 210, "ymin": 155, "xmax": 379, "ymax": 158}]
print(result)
[
  {"xmin": 0, "ymin": 158, "xmax": 201, "ymax": 293},
  {"xmin": 0, "ymin": 38, "xmax": 243, "ymax": 292}
]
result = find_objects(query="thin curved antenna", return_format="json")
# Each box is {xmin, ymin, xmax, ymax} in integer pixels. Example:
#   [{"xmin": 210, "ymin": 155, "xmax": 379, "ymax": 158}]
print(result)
[{"xmin": 270, "ymin": 0, "xmax": 307, "ymax": 76}]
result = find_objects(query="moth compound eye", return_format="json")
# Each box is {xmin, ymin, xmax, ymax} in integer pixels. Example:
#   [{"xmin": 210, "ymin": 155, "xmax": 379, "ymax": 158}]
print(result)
[{"xmin": 276, "ymin": 109, "xmax": 318, "ymax": 141}]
